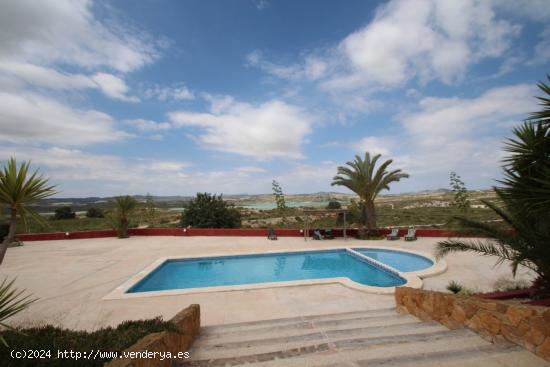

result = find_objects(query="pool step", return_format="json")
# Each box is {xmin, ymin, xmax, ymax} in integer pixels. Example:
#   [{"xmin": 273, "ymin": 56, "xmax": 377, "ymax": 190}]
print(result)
[{"xmin": 176, "ymin": 308, "xmax": 547, "ymax": 367}]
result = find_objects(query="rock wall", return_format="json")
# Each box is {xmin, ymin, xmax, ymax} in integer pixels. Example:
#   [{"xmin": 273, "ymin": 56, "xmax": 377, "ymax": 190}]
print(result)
[
  {"xmin": 395, "ymin": 287, "xmax": 550, "ymax": 361},
  {"xmin": 105, "ymin": 304, "xmax": 200, "ymax": 367}
]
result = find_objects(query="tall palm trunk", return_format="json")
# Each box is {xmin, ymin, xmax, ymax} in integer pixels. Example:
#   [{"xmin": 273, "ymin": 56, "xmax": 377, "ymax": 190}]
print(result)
[
  {"xmin": 0, "ymin": 208, "xmax": 17, "ymax": 264},
  {"xmin": 365, "ymin": 200, "xmax": 377, "ymax": 231}
]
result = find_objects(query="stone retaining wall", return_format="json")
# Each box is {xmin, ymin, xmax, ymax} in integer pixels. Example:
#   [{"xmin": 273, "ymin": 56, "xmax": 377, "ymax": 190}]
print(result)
[
  {"xmin": 395, "ymin": 287, "xmax": 550, "ymax": 361},
  {"xmin": 105, "ymin": 304, "xmax": 200, "ymax": 367}
]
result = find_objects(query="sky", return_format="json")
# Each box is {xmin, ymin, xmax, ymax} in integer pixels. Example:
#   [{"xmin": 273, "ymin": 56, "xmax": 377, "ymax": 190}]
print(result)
[{"xmin": 0, "ymin": 0, "xmax": 549, "ymax": 197}]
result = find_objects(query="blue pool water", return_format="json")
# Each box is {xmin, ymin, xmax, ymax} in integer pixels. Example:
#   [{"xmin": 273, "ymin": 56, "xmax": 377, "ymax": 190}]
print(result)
[
  {"xmin": 128, "ymin": 250, "xmax": 406, "ymax": 293},
  {"xmin": 353, "ymin": 248, "xmax": 433, "ymax": 272}
]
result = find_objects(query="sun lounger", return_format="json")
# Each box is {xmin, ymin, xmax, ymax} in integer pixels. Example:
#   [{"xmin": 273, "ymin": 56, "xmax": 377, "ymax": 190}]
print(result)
[
  {"xmin": 324, "ymin": 229, "xmax": 335, "ymax": 239},
  {"xmin": 312, "ymin": 229, "xmax": 324, "ymax": 240},
  {"xmin": 267, "ymin": 227, "xmax": 278, "ymax": 240},
  {"xmin": 405, "ymin": 227, "xmax": 417, "ymax": 241},
  {"xmin": 386, "ymin": 227, "xmax": 400, "ymax": 240}
]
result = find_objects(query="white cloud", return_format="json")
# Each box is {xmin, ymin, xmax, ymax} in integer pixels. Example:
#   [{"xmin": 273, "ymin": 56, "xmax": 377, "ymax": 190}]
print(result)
[
  {"xmin": 91, "ymin": 73, "xmax": 139, "ymax": 102},
  {"xmin": 169, "ymin": 97, "xmax": 313, "ymax": 159},
  {"xmin": 354, "ymin": 136, "xmax": 394, "ymax": 156},
  {"xmin": 0, "ymin": 146, "xmax": 274, "ymax": 196},
  {"xmin": 0, "ymin": 61, "xmax": 95, "ymax": 90},
  {"xmin": 326, "ymin": 0, "xmax": 520, "ymax": 89},
  {"xmin": 0, "ymin": 0, "xmax": 158, "ymax": 73},
  {"xmin": 399, "ymin": 84, "xmax": 536, "ymax": 146},
  {"xmin": 124, "ymin": 119, "xmax": 171, "ymax": 131},
  {"xmin": 386, "ymin": 84, "xmax": 537, "ymax": 187},
  {"xmin": 145, "ymin": 84, "xmax": 195, "ymax": 101},
  {"xmin": 246, "ymin": 51, "xmax": 329, "ymax": 81},
  {"xmin": 0, "ymin": 91, "xmax": 129, "ymax": 146},
  {"xmin": 0, "ymin": 61, "xmax": 139, "ymax": 102}
]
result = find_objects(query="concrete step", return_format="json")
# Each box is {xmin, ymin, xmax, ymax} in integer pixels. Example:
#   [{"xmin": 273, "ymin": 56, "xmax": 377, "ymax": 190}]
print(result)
[
  {"xmin": 185, "ymin": 325, "xmax": 474, "ymax": 362},
  {"xmin": 178, "ymin": 330, "xmax": 485, "ymax": 366},
  {"xmin": 176, "ymin": 308, "xmax": 549, "ymax": 367},
  {"xmin": 201, "ymin": 307, "xmax": 397, "ymax": 333},
  {"xmin": 199, "ymin": 311, "xmax": 416, "ymax": 343},
  {"xmin": 195, "ymin": 319, "xmax": 446, "ymax": 354}
]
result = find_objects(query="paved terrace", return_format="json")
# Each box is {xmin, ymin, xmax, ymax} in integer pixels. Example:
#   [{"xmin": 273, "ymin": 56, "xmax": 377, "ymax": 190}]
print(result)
[{"xmin": 0, "ymin": 236, "xmax": 534, "ymax": 331}]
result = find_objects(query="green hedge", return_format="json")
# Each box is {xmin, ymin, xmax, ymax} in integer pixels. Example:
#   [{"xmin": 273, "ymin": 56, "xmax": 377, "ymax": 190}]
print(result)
[{"xmin": 1, "ymin": 317, "xmax": 177, "ymax": 366}]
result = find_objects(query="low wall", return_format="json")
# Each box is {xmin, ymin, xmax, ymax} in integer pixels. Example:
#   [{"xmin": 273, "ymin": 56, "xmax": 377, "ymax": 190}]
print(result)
[
  {"xmin": 395, "ymin": 287, "xmax": 550, "ymax": 361},
  {"xmin": 105, "ymin": 304, "xmax": 200, "ymax": 367},
  {"xmin": 15, "ymin": 227, "xmax": 470, "ymax": 241}
]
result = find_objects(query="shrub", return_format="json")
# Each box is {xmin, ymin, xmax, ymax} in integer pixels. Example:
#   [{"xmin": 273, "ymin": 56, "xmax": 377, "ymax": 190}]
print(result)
[
  {"xmin": 326, "ymin": 200, "xmax": 342, "ymax": 209},
  {"xmin": 85, "ymin": 207, "xmax": 104, "ymax": 218},
  {"xmin": 53, "ymin": 207, "xmax": 75, "ymax": 220},
  {"xmin": 0, "ymin": 317, "xmax": 177, "ymax": 366},
  {"xmin": 181, "ymin": 193, "xmax": 241, "ymax": 228},
  {"xmin": 446, "ymin": 280, "xmax": 463, "ymax": 294}
]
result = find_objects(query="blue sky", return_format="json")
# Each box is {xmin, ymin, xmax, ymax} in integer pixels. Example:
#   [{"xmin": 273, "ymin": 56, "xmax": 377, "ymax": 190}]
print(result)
[{"xmin": 0, "ymin": 0, "xmax": 549, "ymax": 197}]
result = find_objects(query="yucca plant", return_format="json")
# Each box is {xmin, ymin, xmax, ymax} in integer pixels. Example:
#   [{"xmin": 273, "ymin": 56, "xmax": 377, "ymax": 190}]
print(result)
[
  {"xmin": 0, "ymin": 278, "xmax": 37, "ymax": 347},
  {"xmin": 331, "ymin": 152, "xmax": 409, "ymax": 232},
  {"xmin": 109, "ymin": 196, "xmax": 137, "ymax": 238},
  {"xmin": 0, "ymin": 158, "xmax": 56, "ymax": 264}
]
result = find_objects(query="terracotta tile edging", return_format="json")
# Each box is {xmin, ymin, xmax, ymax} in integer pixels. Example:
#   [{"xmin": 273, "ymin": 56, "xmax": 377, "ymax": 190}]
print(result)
[
  {"xmin": 103, "ymin": 304, "xmax": 200, "ymax": 367},
  {"xmin": 395, "ymin": 287, "xmax": 550, "ymax": 362}
]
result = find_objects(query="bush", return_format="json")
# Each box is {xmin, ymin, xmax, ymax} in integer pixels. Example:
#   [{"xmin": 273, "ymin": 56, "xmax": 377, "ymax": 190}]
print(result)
[
  {"xmin": 446, "ymin": 280, "xmax": 463, "ymax": 294},
  {"xmin": 0, "ymin": 317, "xmax": 177, "ymax": 366},
  {"xmin": 326, "ymin": 200, "xmax": 342, "ymax": 209},
  {"xmin": 53, "ymin": 207, "xmax": 75, "ymax": 220},
  {"xmin": 181, "ymin": 193, "xmax": 241, "ymax": 228},
  {"xmin": 85, "ymin": 207, "xmax": 104, "ymax": 218}
]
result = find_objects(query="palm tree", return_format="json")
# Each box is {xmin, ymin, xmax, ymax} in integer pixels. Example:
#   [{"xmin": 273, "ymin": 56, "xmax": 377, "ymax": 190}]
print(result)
[
  {"xmin": 530, "ymin": 74, "xmax": 550, "ymax": 125},
  {"xmin": 331, "ymin": 153, "xmax": 409, "ymax": 232},
  {"xmin": 436, "ymin": 80, "xmax": 550, "ymax": 294},
  {"xmin": 110, "ymin": 195, "xmax": 137, "ymax": 238},
  {"xmin": 499, "ymin": 122, "xmax": 550, "ymax": 216},
  {"xmin": 0, "ymin": 158, "xmax": 56, "ymax": 264},
  {"xmin": 436, "ymin": 189, "xmax": 550, "ymax": 292}
]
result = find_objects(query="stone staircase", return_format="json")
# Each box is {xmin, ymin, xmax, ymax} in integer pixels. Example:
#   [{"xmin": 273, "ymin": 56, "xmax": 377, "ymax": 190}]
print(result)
[{"xmin": 175, "ymin": 307, "xmax": 547, "ymax": 367}]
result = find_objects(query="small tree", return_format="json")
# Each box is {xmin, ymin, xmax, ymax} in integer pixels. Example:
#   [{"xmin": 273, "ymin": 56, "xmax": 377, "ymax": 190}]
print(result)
[
  {"xmin": 449, "ymin": 172, "xmax": 470, "ymax": 211},
  {"xmin": 85, "ymin": 207, "xmax": 104, "ymax": 218},
  {"xmin": 326, "ymin": 200, "xmax": 342, "ymax": 210},
  {"xmin": 272, "ymin": 180, "xmax": 287, "ymax": 211},
  {"xmin": 109, "ymin": 196, "xmax": 137, "ymax": 238},
  {"xmin": 54, "ymin": 206, "xmax": 75, "ymax": 220},
  {"xmin": 181, "ymin": 193, "xmax": 241, "ymax": 228}
]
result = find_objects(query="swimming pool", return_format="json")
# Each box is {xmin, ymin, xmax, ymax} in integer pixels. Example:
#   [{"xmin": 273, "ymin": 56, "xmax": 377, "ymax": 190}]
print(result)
[
  {"xmin": 353, "ymin": 248, "xmax": 434, "ymax": 272},
  {"xmin": 126, "ymin": 248, "xmax": 435, "ymax": 294}
]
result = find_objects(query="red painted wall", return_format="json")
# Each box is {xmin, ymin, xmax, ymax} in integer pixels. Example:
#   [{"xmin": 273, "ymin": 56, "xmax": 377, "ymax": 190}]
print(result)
[{"xmin": 15, "ymin": 226, "xmax": 475, "ymax": 241}]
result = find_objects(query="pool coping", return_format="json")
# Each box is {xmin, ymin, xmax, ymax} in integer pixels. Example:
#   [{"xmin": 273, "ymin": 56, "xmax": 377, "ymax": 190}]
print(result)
[{"xmin": 103, "ymin": 246, "xmax": 446, "ymax": 300}]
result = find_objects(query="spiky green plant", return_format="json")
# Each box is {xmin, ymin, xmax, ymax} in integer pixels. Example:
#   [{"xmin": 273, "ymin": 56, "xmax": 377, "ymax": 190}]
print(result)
[
  {"xmin": 109, "ymin": 196, "xmax": 137, "ymax": 238},
  {"xmin": 0, "ymin": 278, "xmax": 37, "ymax": 347},
  {"xmin": 436, "ymin": 189, "xmax": 550, "ymax": 284},
  {"xmin": 436, "ymin": 78, "xmax": 550, "ymax": 294},
  {"xmin": 331, "ymin": 153, "xmax": 409, "ymax": 231},
  {"xmin": 530, "ymin": 74, "xmax": 550, "ymax": 125},
  {"xmin": 0, "ymin": 158, "xmax": 56, "ymax": 264}
]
